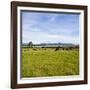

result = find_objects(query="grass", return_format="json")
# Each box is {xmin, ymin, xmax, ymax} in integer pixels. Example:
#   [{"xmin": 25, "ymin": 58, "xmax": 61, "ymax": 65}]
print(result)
[{"xmin": 22, "ymin": 48, "xmax": 79, "ymax": 77}]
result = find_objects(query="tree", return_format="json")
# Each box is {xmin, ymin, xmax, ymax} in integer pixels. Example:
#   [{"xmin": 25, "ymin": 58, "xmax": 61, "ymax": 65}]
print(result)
[{"xmin": 28, "ymin": 41, "xmax": 33, "ymax": 47}]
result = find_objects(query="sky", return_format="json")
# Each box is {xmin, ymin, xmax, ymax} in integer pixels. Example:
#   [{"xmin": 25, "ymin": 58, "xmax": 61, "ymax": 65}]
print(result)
[{"xmin": 22, "ymin": 11, "xmax": 80, "ymax": 44}]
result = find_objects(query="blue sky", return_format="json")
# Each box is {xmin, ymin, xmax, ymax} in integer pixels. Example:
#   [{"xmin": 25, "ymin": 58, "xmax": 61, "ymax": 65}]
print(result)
[{"xmin": 22, "ymin": 11, "xmax": 80, "ymax": 44}]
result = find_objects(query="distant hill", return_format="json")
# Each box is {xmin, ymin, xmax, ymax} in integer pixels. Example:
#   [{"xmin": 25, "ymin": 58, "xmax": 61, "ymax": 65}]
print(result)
[{"xmin": 22, "ymin": 42, "xmax": 79, "ymax": 48}]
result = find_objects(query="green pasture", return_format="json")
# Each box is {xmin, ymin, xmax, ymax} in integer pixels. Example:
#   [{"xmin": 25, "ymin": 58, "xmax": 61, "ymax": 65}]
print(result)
[{"xmin": 22, "ymin": 48, "xmax": 79, "ymax": 77}]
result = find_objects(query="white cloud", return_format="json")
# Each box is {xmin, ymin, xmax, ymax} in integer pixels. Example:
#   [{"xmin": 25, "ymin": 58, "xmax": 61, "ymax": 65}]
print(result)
[
  {"xmin": 22, "ymin": 30, "xmax": 79, "ymax": 44},
  {"xmin": 22, "ymin": 11, "xmax": 79, "ymax": 44}
]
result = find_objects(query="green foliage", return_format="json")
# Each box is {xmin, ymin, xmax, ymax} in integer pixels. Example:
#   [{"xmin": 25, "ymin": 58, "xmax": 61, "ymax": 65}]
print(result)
[{"xmin": 22, "ymin": 48, "xmax": 79, "ymax": 77}]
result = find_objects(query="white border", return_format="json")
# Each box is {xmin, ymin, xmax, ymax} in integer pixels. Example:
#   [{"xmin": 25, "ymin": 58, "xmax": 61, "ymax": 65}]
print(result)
[{"xmin": 17, "ymin": 6, "xmax": 84, "ymax": 84}]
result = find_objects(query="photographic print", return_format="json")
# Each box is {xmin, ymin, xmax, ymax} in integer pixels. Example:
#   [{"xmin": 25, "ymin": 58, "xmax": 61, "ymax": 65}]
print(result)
[
  {"xmin": 21, "ymin": 11, "xmax": 79, "ymax": 78},
  {"xmin": 11, "ymin": 1, "xmax": 87, "ymax": 88}
]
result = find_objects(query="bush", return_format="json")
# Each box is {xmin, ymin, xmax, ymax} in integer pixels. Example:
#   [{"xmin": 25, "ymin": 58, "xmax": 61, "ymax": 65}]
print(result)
[{"xmin": 55, "ymin": 47, "xmax": 59, "ymax": 51}]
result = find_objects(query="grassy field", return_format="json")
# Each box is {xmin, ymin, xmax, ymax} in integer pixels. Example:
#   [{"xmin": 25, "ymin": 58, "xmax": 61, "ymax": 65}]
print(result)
[{"xmin": 22, "ymin": 48, "xmax": 79, "ymax": 77}]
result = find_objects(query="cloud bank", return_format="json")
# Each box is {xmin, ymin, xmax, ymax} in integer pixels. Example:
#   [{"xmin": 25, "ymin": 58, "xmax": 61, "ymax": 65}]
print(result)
[{"xmin": 22, "ymin": 11, "xmax": 80, "ymax": 44}]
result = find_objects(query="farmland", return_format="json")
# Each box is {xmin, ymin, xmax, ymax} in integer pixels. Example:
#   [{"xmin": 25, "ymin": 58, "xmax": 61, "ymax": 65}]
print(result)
[{"xmin": 22, "ymin": 47, "xmax": 79, "ymax": 77}]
